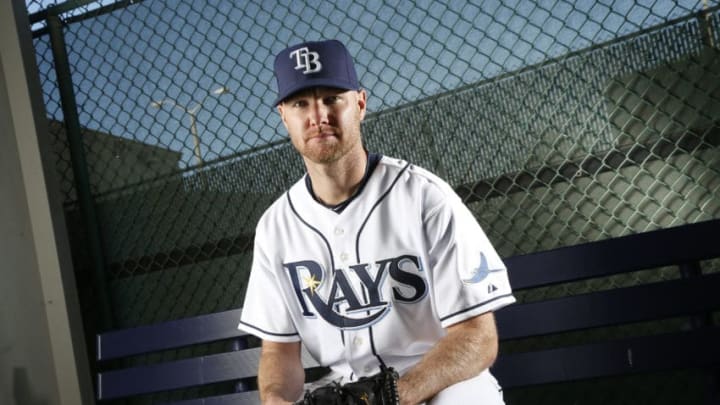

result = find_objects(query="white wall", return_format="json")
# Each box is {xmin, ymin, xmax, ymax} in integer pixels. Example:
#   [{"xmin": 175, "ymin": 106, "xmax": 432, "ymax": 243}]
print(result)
[{"xmin": 0, "ymin": 1, "xmax": 93, "ymax": 404}]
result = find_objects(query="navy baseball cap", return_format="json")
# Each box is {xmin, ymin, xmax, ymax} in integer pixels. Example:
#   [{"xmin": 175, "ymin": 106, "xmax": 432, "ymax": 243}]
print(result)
[{"xmin": 273, "ymin": 39, "xmax": 360, "ymax": 105}]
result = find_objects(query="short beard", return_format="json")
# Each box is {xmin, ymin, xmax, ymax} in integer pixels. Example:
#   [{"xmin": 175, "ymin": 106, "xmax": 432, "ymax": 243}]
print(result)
[
  {"xmin": 301, "ymin": 138, "xmax": 353, "ymax": 164},
  {"xmin": 296, "ymin": 123, "xmax": 362, "ymax": 165}
]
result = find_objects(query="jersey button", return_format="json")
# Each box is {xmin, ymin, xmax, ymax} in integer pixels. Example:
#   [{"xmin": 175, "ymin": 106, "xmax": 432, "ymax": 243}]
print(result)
[
  {"xmin": 340, "ymin": 252, "xmax": 349, "ymax": 262},
  {"xmin": 334, "ymin": 227, "xmax": 345, "ymax": 236},
  {"xmin": 353, "ymin": 336, "xmax": 364, "ymax": 347}
]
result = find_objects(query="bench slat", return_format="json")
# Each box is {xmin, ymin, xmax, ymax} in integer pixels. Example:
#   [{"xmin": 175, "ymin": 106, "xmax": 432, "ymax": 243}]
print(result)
[
  {"xmin": 98, "ymin": 348, "xmax": 260, "ymax": 400},
  {"xmin": 98, "ymin": 346, "xmax": 320, "ymax": 400},
  {"xmin": 496, "ymin": 272, "xmax": 720, "ymax": 339},
  {"xmin": 163, "ymin": 390, "xmax": 260, "ymax": 405},
  {"xmin": 97, "ymin": 309, "xmax": 244, "ymax": 361},
  {"xmin": 505, "ymin": 219, "xmax": 720, "ymax": 289},
  {"xmin": 493, "ymin": 327, "xmax": 720, "ymax": 388}
]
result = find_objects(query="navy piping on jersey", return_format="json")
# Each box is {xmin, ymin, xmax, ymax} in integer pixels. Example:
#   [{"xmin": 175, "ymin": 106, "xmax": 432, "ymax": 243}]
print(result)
[
  {"xmin": 305, "ymin": 153, "xmax": 383, "ymax": 214},
  {"xmin": 359, "ymin": 287, "xmax": 387, "ymax": 369},
  {"xmin": 368, "ymin": 323, "xmax": 386, "ymax": 368},
  {"xmin": 354, "ymin": 161, "xmax": 411, "ymax": 261},
  {"xmin": 438, "ymin": 293, "xmax": 515, "ymax": 322},
  {"xmin": 238, "ymin": 320, "xmax": 299, "ymax": 338},
  {"xmin": 287, "ymin": 192, "xmax": 336, "ymax": 273},
  {"xmin": 354, "ymin": 160, "xmax": 412, "ymax": 368},
  {"xmin": 288, "ymin": 188, "xmax": 352, "ymax": 342}
]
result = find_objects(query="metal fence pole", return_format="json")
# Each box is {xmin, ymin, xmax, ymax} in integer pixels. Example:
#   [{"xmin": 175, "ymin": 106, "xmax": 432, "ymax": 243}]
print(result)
[{"xmin": 47, "ymin": 13, "xmax": 114, "ymax": 331}]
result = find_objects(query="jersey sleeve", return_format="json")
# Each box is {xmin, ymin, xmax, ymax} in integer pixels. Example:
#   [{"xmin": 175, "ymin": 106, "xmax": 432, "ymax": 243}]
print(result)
[
  {"xmin": 238, "ymin": 224, "xmax": 301, "ymax": 342},
  {"xmin": 424, "ymin": 188, "xmax": 516, "ymax": 328}
]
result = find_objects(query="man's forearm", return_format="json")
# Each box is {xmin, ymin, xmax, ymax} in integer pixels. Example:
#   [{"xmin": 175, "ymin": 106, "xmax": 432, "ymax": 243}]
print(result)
[
  {"xmin": 258, "ymin": 341, "xmax": 305, "ymax": 404},
  {"xmin": 397, "ymin": 312, "xmax": 499, "ymax": 405}
]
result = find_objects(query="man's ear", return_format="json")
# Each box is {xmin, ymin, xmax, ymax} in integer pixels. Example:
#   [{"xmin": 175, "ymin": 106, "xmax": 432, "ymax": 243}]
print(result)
[
  {"xmin": 277, "ymin": 104, "xmax": 286, "ymax": 125},
  {"xmin": 357, "ymin": 89, "xmax": 367, "ymax": 120}
]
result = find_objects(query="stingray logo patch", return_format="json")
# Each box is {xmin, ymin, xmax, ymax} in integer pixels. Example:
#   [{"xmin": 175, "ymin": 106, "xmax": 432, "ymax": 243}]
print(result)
[{"xmin": 462, "ymin": 252, "xmax": 504, "ymax": 284}]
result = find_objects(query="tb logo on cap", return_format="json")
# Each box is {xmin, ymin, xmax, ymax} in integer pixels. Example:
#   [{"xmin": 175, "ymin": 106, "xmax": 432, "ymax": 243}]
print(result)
[{"xmin": 290, "ymin": 47, "xmax": 322, "ymax": 74}]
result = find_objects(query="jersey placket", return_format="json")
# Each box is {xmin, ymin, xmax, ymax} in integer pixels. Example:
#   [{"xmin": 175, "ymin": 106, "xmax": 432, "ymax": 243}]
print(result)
[{"xmin": 328, "ymin": 219, "xmax": 372, "ymax": 378}]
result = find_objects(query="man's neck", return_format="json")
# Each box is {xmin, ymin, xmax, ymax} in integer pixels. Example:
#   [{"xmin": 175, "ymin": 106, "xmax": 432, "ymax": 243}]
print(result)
[{"xmin": 304, "ymin": 149, "xmax": 368, "ymax": 206}]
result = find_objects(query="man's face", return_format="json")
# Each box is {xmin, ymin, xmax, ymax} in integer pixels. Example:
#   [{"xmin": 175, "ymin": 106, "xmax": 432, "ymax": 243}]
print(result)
[{"xmin": 278, "ymin": 87, "xmax": 367, "ymax": 165}]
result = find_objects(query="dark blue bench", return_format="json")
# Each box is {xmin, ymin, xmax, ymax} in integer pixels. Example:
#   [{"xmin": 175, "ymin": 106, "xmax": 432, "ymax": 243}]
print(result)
[
  {"xmin": 96, "ymin": 219, "xmax": 720, "ymax": 403},
  {"xmin": 95, "ymin": 309, "xmax": 322, "ymax": 404}
]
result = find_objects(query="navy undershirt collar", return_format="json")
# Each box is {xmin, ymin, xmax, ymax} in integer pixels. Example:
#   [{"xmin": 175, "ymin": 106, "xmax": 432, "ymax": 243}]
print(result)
[{"xmin": 305, "ymin": 153, "xmax": 383, "ymax": 214}]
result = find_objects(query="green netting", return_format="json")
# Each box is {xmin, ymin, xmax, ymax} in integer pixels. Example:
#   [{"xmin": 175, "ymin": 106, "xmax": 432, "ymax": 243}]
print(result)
[{"xmin": 25, "ymin": 0, "xmax": 720, "ymax": 402}]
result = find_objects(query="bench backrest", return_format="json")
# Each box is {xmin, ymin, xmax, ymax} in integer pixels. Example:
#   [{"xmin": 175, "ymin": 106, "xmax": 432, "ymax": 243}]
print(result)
[
  {"xmin": 96, "ymin": 309, "xmax": 321, "ymax": 404},
  {"xmin": 492, "ymin": 218, "xmax": 720, "ymax": 388},
  {"xmin": 96, "ymin": 219, "xmax": 720, "ymax": 402}
]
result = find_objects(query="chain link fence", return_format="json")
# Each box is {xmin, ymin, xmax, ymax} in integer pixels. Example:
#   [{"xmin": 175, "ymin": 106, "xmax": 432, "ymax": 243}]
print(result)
[{"xmin": 25, "ymin": 0, "xmax": 720, "ymax": 403}]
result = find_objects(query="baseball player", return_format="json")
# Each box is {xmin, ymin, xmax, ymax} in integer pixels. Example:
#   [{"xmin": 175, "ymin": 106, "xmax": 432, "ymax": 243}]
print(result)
[{"xmin": 238, "ymin": 39, "xmax": 516, "ymax": 405}]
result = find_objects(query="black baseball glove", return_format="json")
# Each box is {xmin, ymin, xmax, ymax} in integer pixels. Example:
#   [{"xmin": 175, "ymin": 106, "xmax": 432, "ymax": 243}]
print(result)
[{"xmin": 295, "ymin": 365, "xmax": 400, "ymax": 405}]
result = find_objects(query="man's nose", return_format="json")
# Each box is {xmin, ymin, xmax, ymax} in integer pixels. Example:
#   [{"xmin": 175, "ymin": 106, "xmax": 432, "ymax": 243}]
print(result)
[{"xmin": 310, "ymin": 99, "xmax": 330, "ymax": 126}]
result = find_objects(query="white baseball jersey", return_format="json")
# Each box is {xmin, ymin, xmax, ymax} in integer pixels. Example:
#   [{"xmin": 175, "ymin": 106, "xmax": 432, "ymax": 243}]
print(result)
[{"xmin": 239, "ymin": 154, "xmax": 515, "ymax": 384}]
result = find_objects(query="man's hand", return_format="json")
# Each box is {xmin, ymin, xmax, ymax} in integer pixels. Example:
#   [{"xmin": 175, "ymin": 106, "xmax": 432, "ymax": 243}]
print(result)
[{"xmin": 295, "ymin": 365, "xmax": 399, "ymax": 404}]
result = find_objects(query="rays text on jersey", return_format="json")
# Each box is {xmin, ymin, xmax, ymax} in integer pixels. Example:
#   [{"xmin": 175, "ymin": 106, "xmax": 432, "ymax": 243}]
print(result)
[{"xmin": 283, "ymin": 254, "xmax": 428, "ymax": 329}]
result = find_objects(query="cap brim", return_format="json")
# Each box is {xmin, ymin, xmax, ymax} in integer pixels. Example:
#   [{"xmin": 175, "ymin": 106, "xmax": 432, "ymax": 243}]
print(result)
[{"xmin": 274, "ymin": 78, "xmax": 358, "ymax": 105}]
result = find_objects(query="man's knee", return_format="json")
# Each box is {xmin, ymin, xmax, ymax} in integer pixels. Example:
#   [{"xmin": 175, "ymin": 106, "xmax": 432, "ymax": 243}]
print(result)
[{"xmin": 428, "ymin": 371, "xmax": 504, "ymax": 405}]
